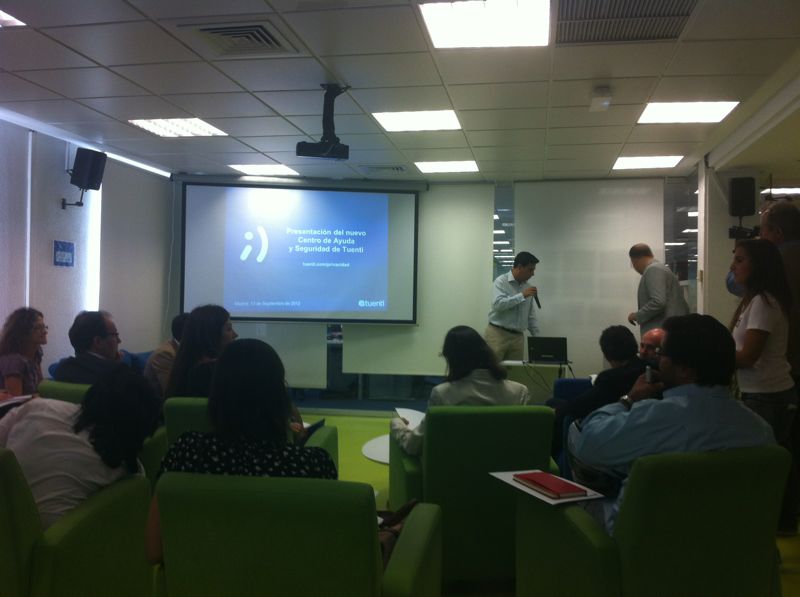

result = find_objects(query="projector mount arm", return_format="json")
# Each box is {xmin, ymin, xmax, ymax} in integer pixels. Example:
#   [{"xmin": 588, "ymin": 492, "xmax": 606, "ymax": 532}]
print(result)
[{"xmin": 319, "ymin": 83, "xmax": 350, "ymax": 145}]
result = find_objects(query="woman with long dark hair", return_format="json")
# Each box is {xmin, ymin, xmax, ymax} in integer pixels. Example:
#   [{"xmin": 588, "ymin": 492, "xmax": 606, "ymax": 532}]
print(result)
[
  {"xmin": 0, "ymin": 307, "xmax": 48, "ymax": 396},
  {"xmin": 730, "ymin": 238, "xmax": 797, "ymax": 533},
  {"xmin": 390, "ymin": 325, "xmax": 530, "ymax": 455}
]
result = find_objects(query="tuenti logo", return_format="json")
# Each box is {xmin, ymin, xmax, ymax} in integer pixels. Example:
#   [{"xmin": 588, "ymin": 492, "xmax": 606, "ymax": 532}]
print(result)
[
  {"xmin": 358, "ymin": 299, "xmax": 385, "ymax": 308},
  {"xmin": 239, "ymin": 226, "xmax": 269, "ymax": 262}
]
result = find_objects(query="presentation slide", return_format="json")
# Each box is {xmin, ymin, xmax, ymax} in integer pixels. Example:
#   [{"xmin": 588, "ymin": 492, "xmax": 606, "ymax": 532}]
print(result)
[{"xmin": 182, "ymin": 183, "xmax": 418, "ymax": 323}]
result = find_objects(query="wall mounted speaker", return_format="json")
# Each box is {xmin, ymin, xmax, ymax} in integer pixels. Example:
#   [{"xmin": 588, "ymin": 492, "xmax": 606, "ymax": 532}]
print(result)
[
  {"xmin": 729, "ymin": 177, "xmax": 756, "ymax": 217},
  {"xmin": 70, "ymin": 148, "xmax": 107, "ymax": 191}
]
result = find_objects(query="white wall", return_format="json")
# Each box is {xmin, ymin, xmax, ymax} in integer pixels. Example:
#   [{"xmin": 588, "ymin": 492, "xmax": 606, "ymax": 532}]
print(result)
[
  {"xmin": 515, "ymin": 179, "xmax": 663, "ymax": 377},
  {"xmin": 343, "ymin": 183, "xmax": 495, "ymax": 376}
]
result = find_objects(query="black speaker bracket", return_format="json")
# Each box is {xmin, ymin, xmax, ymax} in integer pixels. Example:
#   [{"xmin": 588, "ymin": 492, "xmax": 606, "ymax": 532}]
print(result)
[{"xmin": 61, "ymin": 188, "xmax": 86, "ymax": 209}]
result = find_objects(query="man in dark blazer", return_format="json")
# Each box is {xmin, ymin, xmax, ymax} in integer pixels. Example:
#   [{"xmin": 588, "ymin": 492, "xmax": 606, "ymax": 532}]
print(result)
[{"xmin": 54, "ymin": 311, "xmax": 122, "ymax": 384}]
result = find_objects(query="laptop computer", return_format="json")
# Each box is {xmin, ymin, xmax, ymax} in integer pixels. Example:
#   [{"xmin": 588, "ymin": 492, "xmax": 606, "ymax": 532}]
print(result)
[{"xmin": 528, "ymin": 337, "xmax": 568, "ymax": 364}]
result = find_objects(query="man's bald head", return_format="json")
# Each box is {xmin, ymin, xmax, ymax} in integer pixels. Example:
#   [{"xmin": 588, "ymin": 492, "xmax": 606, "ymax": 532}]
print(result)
[
  {"xmin": 639, "ymin": 328, "xmax": 665, "ymax": 366},
  {"xmin": 629, "ymin": 243, "xmax": 654, "ymax": 274}
]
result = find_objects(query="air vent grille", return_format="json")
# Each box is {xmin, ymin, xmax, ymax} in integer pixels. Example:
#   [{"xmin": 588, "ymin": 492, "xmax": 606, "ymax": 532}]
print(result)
[
  {"xmin": 556, "ymin": 0, "xmax": 698, "ymax": 44},
  {"xmin": 361, "ymin": 165, "xmax": 408, "ymax": 174},
  {"xmin": 181, "ymin": 21, "xmax": 298, "ymax": 57}
]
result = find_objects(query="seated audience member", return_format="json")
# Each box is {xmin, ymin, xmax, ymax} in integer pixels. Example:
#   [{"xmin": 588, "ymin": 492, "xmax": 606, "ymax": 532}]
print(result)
[
  {"xmin": 0, "ymin": 365, "xmax": 160, "ymax": 528},
  {"xmin": 638, "ymin": 327, "xmax": 664, "ymax": 368},
  {"xmin": 144, "ymin": 313, "xmax": 189, "ymax": 399},
  {"xmin": 390, "ymin": 325, "xmax": 530, "ymax": 456},
  {"xmin": 547, "ymin": 326, "xmax": 647, "ymax": 455},
  {"xmin": 54, "ymin": 311, "xmax": 122, "ymax": 384},
  {"xmin": 568, "ymin": 314, "xmax": 774, "ymax": 534},
  {"xmin": 164, "ymin": 305, "xmax": 236, "ymax": 399},
  {"xmin": 146, "ymin": 338, "xmax": 337, "ymax": 562},
  {"xmin": 0, "ymin": 307, "xmax": 48, "ymax": 396}
]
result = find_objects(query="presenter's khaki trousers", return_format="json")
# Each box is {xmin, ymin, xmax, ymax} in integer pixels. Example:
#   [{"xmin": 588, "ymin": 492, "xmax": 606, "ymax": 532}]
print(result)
[{"xmin": 484, "ymin": 324, "xmax": 525, "ymax": 362}]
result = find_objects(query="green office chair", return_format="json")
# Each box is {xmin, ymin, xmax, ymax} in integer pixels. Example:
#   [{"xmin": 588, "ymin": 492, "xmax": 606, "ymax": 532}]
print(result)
[
  {"xmin": 36, "ymin": 380, "xmax": 91, "ymax": 404},
  {"xmin": 163, "ymin": 397, "xmax": 339, "ymax": 470},
  {"xmin": 0, "ymin": 448, "xmax": 152, "ymax": 597},
  {"xmin": 515, "ymin": 446, "xmax": 790, "ymax": 597},
  {"xmin": 154, "ymin": 473, "xmax": 442, "ymax": 597},
  {"xmin": 389, "ymin": 405, "xmax": 555, "ymax": 587}
]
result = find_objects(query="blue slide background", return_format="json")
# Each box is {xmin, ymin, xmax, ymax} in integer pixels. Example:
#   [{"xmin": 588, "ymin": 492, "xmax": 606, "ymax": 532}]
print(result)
[{"xmin": 223, "ymin": 188, "xmax": 389, "ymax": 313}]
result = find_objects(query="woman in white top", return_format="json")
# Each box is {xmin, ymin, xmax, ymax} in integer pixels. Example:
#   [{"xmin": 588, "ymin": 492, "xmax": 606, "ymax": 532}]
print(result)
[
  {"xmin": 391, "ymin": 325, "xmax": 530, "ymax": 455},
  {"xmin": 730, "ymin": 238, "xmax": 797, "ymax": 533}
]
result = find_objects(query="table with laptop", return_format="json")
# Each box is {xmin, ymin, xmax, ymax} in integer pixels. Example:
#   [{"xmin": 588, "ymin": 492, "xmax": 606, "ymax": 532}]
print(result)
[{"xmin": 503, "ymin": 336, "xmax": 571, "ymax": 404}]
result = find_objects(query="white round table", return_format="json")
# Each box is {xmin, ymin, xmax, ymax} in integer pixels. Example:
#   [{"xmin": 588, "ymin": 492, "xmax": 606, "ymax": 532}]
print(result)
[{"xmin": 361, "ymin": 434, "xmax": 390, "ymax": 464}]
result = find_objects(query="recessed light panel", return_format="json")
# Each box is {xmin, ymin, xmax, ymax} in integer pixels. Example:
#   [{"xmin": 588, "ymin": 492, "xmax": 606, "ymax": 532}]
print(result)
[
  {"xmin": 420, "ymin": 0, "xmax": 550, "ymax": 48},
  {"xmin": 638, "ymin": 102, "xmax": 739, "ymax": 124},
  {"xmin": 415, "ymin": 160, "xmax": 479, "ymax": 173},
  {"xmin": 613, "ymin": 156, "xmax": 683, "ymax": 170},
  {"xmin": 0, "ymin": 10, "xmax": 25, "ymax": 26},
  {"xmin": 761, "ymin": 188, "xmax": 800, "ymax": 195},
  {"xmin": 128, "ymin": 118, "xmax": 227, "ymax": 137},
  {"xmin": 229, "ymin": 164, "xmax": 299, "ymax": 176},
  {"xmin": 373, "ymin": 110, "xmax": 460, "ymax": 132}
]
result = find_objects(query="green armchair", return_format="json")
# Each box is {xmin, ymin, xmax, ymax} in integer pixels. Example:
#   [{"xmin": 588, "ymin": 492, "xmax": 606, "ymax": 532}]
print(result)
[
  {"xmin": 36, "ymin": 380, "xmax": 90, "ymax": 404},
  {"xmin": 389, "ymin": 405, "xmax": 554, "ymax": 586},
  {"xmin": 163, "ymin": 397, "xmax": 339, "ymax": 470},
  {"xmin": 515, "ymin": 446, "xmax": 790, "ymax": 597},
  {"xmin": 0, "ymin": 448, "xmax": 152, "ymax": 597},
  {"xmin": 154, "ymin": 472, "xmax": 442, "ymax": 597}
]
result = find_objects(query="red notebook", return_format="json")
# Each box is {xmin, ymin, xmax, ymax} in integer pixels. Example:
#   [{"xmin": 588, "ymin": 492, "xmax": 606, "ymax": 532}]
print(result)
[{"xmin": 512, "ymin": 471, "xmax": 587, "ymax": 499}]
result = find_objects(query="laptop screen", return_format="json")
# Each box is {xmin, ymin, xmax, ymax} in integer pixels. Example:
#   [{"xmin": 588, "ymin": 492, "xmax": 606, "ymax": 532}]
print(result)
[{"xmin": 528, "ymin": 337, "xmax": 568, "ymax": 364}]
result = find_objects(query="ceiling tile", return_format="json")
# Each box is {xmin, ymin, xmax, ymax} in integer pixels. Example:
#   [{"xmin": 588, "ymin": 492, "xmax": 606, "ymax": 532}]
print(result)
[
  {"xmin": 651, "ymin": 75, "xmax": 766, "ymax": 102},
  {"xmin": 208, "ymin": 116, "xmax": 301, "ymax": 136},
  {"xmin": 273, "ymin": 1, "xmax": 415, "ymax": 11},
  {"xmin": 287, "ymin": 114, "xmax": 381, "ymax": 135},
  {"xmin": 548, "ymin": 105, "xmax": 642, "ymax": 128},
  {"xmin": 208, "ymin": 153, "xmax": 276, "ymax": 166},
  {"xmin": 473, "ymin": 145, "xmax": 546, "ymax": 161},
  {"xmin": 466, "ymin": 129, "xmax": 546, "ymax": 147},
  {"xmin": 628, "ymin": 124, "xmax": 716, "ymax": 143},
  {"xmin": 243, "ymin": 135, "xmax": 312, "ymax": 152},
  {"xmin": 322, "ymin": 53, "xmax": 441, "ymax": 88},
  {"xmin": 254, "ymin": 90, "xmax": 361, "ymax": 115},
  {"xmin": 289, "ymin": 162, "xmax": 362, "ymax": 179},
  {"xmin": 124, "ymin": 152, "xmax": 226, "ymax": 172},
  {"xmin": 44, "ymin": 22, "xmax": 199, "ymax": 66},
  {"xmin": 261, "ymin": 151, "xmax": 335, "ymax": 165},
  {"xmin": 111, "ymin": 136, "xmax": 254, "ymax": 154},
  {"xmin": 667, "ymin": 40, "xmax": 800, "ymax": 76},
  {"xmin": 349, "ymin": 86, "xmax": 451, "ymax": 112},
  {"xmin": 549, "ymin": 78, "xmax": 658, "ymax": 107},
  {"xmin": 546, "ymin": 144, "xmax": 622, "ymax": 160},
  {"xmin": 459, "ymin": 108, "xmax": 547, "ymax": 131},
  {"xmin": 163, "ymin": 93, "xmax": 274, "ymax": 118},
  {"xmin": 401, "ymin": 147, "xmax": 475, "ymax": 162},
  {"xmin": 112, "ymin": 63, "xmax": 242, "ymax": 94},
  {"xmin": 620, "ymin": 142, "xmax": 701, "ymax": 156},
  {"xmin": 284, "ymin": 6, "xmax": 427, "ymax": 55},
  {"xmin": 476, "ymin": 160, "xmax": 543, "ymax": 173},
  {"xmin": 17, "ymin": 68, "xmax": 148, "ymax": 99},
  {"xmin": 0, "ymin": 29, "xmax": 94, "ymax": 70},
  {"xmin": 0, "ymin": 0, "xmax": 142, "ymax": 27},
  {"xmin": 348, "ymin": 149, "xmax": 410, "ymax": 164},
  {"xmin": 213, "ymin": 58, "xmax": 330, "ymax": 92},
  {"xmin": 683, "ymin": 0, "xmax": 800, "ymax": 40},
  {"xmin": 333, "ymin": 134, "xmax": 396, "ymax": 151},
  {"xmin": 546, "ymin": 125, "xmax": 631, "ymax": 145},
  {"xmin": 553, "ymin": 43, "xmax": 675, "ymax": 79},
  {"xmin": 0, "ymin": 99, "xmax": 112, "ymax": 123},
  {"xmin": 80, "ymin": 96, "xmax": 190, "ymax": 120},
  {"xmin": 0, "ymin": 73, "xmax": 60, "ymax": 101},
  {"xmin": 544, "ymin": 170, "xmax": 609, "ymax": 179},
  {"xmin": 448, "ymin": 82, "xmax": 549, "ymax": 110},
  {"xmin": 388, "ymin": 131, "xmax": 468, "ymax": 149},
  {"xmin": 127, "ymin": 0, "xmax": 274, "ymax": 19},
  {"xmin": 436, "ymin": 48, "xmax": 551, "ymax": 84},
  {"xmin": 51, "ymin": 120, "xmax": 154, "ymax": 142},
  {"xmin": 545, "ymin": 157, "xmax": 614, "ymax": 171}
]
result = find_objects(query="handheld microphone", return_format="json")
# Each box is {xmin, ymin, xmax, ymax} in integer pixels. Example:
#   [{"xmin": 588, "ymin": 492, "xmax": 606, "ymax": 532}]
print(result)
[{"xmin": 534, "ymin": 295, "xmax": 541, "ymax": 309}]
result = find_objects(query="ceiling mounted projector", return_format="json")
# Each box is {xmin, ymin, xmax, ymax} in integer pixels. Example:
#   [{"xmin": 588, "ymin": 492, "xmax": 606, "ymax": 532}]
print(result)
[{"xmin": 296, "ymin": 83, "xmax": 350, "ymax": 160}]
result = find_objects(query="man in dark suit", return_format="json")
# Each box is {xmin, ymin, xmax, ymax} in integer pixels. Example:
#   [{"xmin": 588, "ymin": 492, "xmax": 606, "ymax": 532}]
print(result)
[
  {"xmin": 548, "ymin": 326, "xmax": 652, "ymax": 456},
  {"xmin": 54, "ymin": 311, "xmax": 122, "ymax": 384}
]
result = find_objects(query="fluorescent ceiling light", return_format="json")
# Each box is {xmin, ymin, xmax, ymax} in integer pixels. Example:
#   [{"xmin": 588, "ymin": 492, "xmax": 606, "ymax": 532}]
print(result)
[
  {"xmin": 761, "ymin": 187, "xmax": 800, "ymax": 195},
  {"xmin": 0, "ymin": 10, "xmax": 25, "ymax": 26},
  {"xmin": 688, "ymin": 211, "xmax": 698, "ymax": 217},
  {"xmin": 493, "ymin": 240, "xmax": 510, "ymax": 245},
  {"xmin": 128, "ymin": 118, "xmax": 227, "ymax": 137},
  {"xmin": 665, "ymin": 242, "xmax": 686, "ymax": 246},
  {"xmin": 682, "ymin": 228, "xmax": 698, "ymax": 233},
  {"xmin": 415, "ymin": 160, "xmax": 479, "ymax": 173},
  {"xmin": 494, "ymin": 229, "xmax": 505, "ymax": 235},
  {"xmin": 494, "ymin": 214, "xmax": 499, "ymax": 220},
  {"xmin": 500, "ymin": 249, "xmax": 513, "ymax": 253},
  {"xmin": 638, "ymin": 101, "xmax": 739, "ymax": 123},
  {"xmin": 420, "ymin": 0, "xmax": 550, "ymax": 48},
  {"xmin": 106, "ymin": 152, "xmax": 171, "ymax": 178},
  {"xmin": 373, "ymin": 110, "xmax": 460, "ymax": 132},
  {"xmin": 229, "ymin": 164, "xmax": 299, "ymax": 176},
  {"xmin": 613, "ymin": 156, "xmax": 683, "ymax": 170}
]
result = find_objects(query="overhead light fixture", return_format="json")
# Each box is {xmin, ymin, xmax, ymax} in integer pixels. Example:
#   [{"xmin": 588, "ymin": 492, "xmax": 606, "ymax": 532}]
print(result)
[
  {"xmin": 420, "ymin": 0, "xmax": 550, "ymax": 48},
  {"xmin": 665, "ymin": 242, "xmax": 686, "ymax": 246},
  {"xmin": 500, "ymin": 249, "xmax": 513, "ymax": 253},
  {"xmin": 0, "ymin": 10, "xmax": 25, "ymax": 26},
  {"xmin": 373, "ymin": 110, "xmax": 460, "ymax": 132},
  {"xmin": 638, "ymin": 101, "xmax": 739, "ymax": 124},
  {"xmin": 761, "ymin": 187, "xmax": 800, "ymax": 195},
  {"xmin": 128, "ymin": 118, "xmax": 227, "ymax": 137},
  {"xmin": 493, "ymin": 214, "xmax": 499, "ymax": 220},
  {"xmin": 493, "ymin": 240, "xmax": 510, "ymax": 245},
  {"xmin": 589, "ymin": 86, "xmax": 612, "ymax": 112},
  {"xmin": 613, "ymin": 156, "xmax": 683, "ymax": 170},
  {"xmin": 229, "ymin": 164, "xmax": 299, "ymax": 176},
  {"xmin": 415, "ymin": 160, "xmax": 479, "ymax": 173},
  {"xmin": 494, "ymin": 229, "xmax": 505, "ymax": 235},
  {"xmin": 688, "ymin": 211, "xmax": 698, "ymax": 217},
  {"xmin": 682, "ymin": 228, "xmax": 698, "ymax": 233}
]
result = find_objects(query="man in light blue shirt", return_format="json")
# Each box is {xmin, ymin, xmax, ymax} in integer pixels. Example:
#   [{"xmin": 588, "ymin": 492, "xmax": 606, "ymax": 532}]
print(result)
[
  {"xmin": 569, "ymin": 314, "xmax": 775, "ymax": 533},
  {"xmin": 485, "ymin": 251, "xmax": 540, "ymax": 361}
]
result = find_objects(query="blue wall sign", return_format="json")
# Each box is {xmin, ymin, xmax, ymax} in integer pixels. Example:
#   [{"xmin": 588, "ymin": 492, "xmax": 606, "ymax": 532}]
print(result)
[{"xmin": 54, "ymin": 241, "xmax": 75, "ymax": 267}]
